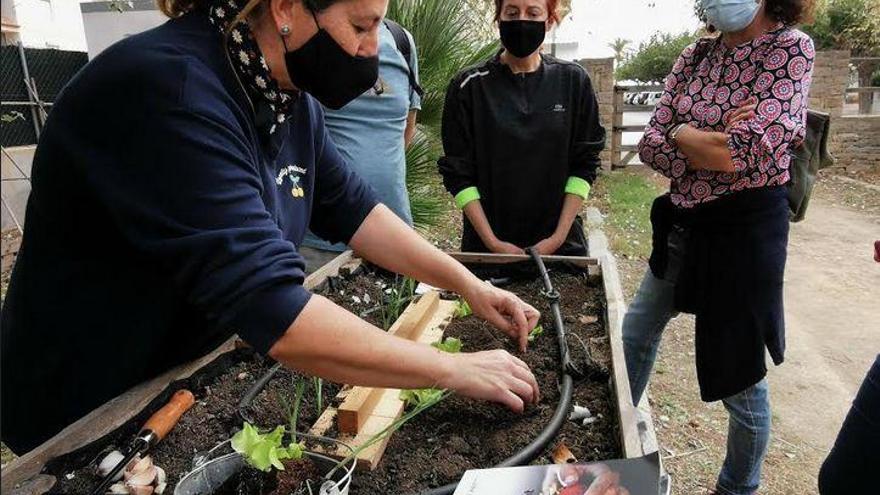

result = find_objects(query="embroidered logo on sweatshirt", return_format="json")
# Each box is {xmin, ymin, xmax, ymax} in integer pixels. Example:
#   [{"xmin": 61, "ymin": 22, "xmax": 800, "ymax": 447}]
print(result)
[
  {"xmin": 553, "ymin": 103, "xmax": 566, "ymax": 113},
  {"xmin": 276, "ymin": 165, "xmax": 307, "ymax": 198}
]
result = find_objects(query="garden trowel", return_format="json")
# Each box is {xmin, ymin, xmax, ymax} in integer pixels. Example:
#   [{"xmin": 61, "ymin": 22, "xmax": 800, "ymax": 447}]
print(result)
[{"xmin": 90, "ymin": 389, "xmax": 195, "ymax": 495}]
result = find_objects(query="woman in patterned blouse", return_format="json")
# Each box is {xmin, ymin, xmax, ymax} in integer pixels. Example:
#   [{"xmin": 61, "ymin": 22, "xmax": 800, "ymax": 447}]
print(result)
[{"xmin": 622, "ymin": 1, "xmax": 815, "ymax": 494}]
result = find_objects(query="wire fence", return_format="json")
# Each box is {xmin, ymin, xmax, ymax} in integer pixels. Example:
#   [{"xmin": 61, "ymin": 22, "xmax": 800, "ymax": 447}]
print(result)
[
  {"xmin": 1, "ymin": 43, "xmax": 86, "ymax": 233},
  {"xmin": 1, "ymin": 43, "xmax": 87, "ymax": 147}
]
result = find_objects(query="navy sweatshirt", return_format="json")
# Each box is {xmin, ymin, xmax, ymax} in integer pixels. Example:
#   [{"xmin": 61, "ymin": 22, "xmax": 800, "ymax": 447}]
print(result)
[{"xmin": 0, "ymin": 12, "xmax": 378, "ymax": 452}]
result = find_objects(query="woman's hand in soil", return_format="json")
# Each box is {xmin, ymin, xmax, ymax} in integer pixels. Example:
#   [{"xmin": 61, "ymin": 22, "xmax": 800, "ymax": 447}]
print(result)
[
  {"xmin": 464, "ymin": 282, "xmax": 540, "ymax": 351},
  {"xmin": 441, "ymin": 350, "xmax": 540, "ymax": 412}
]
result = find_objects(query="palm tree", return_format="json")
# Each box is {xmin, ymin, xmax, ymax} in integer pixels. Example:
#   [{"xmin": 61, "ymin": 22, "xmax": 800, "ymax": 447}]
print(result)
[
  {"xmin": 387, "ymin": 0, "xmax": 499, "ymax": 229},
  {"xmin": 608, "ymin": 37, "xmax": 631, "ymax": 64}
]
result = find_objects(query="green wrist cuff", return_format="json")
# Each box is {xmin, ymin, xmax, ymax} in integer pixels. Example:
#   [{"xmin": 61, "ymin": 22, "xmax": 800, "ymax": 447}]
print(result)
[
  {"xmin": 454, "ymin": 187, "xmax": 481, "ymax": 209},
  {"xmin": 564, "ymin": 176, "xmax": 591, "ymax": 199}
]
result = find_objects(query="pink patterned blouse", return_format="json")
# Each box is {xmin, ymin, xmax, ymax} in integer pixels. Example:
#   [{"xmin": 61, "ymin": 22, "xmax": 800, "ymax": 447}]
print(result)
[{"xmin": 638, "ymin": 27, "xmax": 815, "ymax": 208}]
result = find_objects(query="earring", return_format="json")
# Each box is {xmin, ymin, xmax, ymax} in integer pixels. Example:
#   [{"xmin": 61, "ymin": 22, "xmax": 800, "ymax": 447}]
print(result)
[{"xmin": 280, "ymin": 25, "xmax": 291, "ymax": 35}]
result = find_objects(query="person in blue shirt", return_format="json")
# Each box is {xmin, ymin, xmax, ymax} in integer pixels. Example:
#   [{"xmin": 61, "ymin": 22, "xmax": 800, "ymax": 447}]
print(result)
[
  {"xmin": 0, "ymin": 0, "xmax": 540, "ymax": 453},
  {"xmin": 299, "ymin": 18, "xmax": 422, "ymax": 271}
]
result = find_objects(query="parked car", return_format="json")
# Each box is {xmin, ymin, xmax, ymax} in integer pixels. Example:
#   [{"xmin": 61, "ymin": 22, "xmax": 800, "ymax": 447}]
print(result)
[{"xmin": 645, "ymin": 92, "xmax": 663, "ymax": 106}]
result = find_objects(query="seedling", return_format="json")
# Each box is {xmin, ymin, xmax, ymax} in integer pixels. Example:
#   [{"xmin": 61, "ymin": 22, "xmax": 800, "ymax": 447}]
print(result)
[
  {"xmin": 528, "ymin": 325, "xmax": 544, "ymax": 342},
  {"xmin": 399, "ymin": 388, "xmax": 446, "ymax": 408},
  {"xmin": 401, "ymin": 338, "xmax": 463, "ymax": 407},
  {"xmin": 378, "ymin": 276, "xmax": 417, "ymax": 330},
  {"xmin": 231, "ymin": 423, "xmax": 305, "ymax": 472},
  {"xmin": 430, "ymin": 336, "xmax": 463, "ymax": 354},
  {"xmin": 326, "ymin": 389, "xmax": 450, "ymax": 479},
  {"xmin": 454, "ymin": 298, "xmax": 472, "ymax": 318}
]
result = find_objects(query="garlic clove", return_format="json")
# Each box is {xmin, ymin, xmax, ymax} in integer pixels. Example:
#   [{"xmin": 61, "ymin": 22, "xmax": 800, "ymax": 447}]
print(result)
[
  {"xmin": 155, "ymin": 466, "xmax": 166, "ymax": 485},
  {"xmin": 132, "ymin": 456, "xmax": 154, "ymax": 473},
  {"xmin": 97, "ymin": 450, "xmax": 126, "ymax": 480},
  {"xmin": 128, "ymin": 485, "xmax": 154, "ymax": 495},
  {"xmin": 126, "ymin": 466, "xmax": 157, "ymax": 487},
  {"xmin": 154, "ymin": 483, "xmax": 166, "ymax": 495},
  {"xmin": 108, "ymin": 482, "xmax": 130, "ymax": 494},
  {"xmin": 125, "ymin": 454, "xmax": 142, "ymax": 472}
]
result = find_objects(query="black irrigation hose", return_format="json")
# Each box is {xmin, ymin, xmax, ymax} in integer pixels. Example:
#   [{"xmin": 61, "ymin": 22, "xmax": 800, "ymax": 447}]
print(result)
[
  {"xmin": 413, "ymin": 248, "xmax": 576, "ymax": 495},
  {"xmin": 238, "ymin": 362, "xmax": 283, "ymax": 424}
]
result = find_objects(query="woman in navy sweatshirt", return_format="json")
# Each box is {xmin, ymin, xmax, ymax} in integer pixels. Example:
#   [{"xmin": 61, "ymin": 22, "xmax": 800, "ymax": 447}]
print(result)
[{"xmin": 0, "ymin": 0, "xmax": 541, "ymax": 453}]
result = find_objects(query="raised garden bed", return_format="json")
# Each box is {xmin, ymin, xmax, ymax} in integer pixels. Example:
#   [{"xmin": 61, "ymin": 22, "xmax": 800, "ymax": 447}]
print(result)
[
  {"xmin": 2, "ymin": 243, "xmax": 658, "ymax": 495},
  {"xmin": 350, "ymin": 264, "xmax": 620, "ymax": 494}
]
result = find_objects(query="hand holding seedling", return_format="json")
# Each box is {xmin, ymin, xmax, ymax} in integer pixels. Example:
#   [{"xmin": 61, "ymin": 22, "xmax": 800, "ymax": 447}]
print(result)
[{"xmin": 463, "ymin": 281, "xmax": 540, "ymax": 352}]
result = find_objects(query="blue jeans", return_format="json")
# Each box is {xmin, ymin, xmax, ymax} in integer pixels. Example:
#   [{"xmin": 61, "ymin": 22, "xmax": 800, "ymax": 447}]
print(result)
[{"xmin": 623, "ymin": 270, "xmax": 771, "ymax": 495}]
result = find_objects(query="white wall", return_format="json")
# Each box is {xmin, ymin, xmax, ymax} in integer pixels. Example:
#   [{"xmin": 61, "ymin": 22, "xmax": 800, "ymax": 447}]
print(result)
[
  {"xmin": 13, "ymin": 0, "xmax": 87, "ymax": 51},
  {"xmin": 80, "ymin": 1, "xmax": 165, "ymax": 59}
]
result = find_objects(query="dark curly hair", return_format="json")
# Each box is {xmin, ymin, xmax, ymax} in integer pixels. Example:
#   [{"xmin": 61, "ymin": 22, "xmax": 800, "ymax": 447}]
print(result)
[{"xmin": 694, "ymin": 0, "xmax": 815, "ymax": 31}]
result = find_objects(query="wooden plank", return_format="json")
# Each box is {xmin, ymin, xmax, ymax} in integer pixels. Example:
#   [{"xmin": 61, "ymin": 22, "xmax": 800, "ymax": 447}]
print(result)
[
  {"xmin": 303, "ymin": 250, "xmax": 358, "ymax": 290},
  {"xmin": 447, "ymin": 252, "xmax": 598, "ymax": 267},
  {"xmin": 613, "ymin": 125, "xmax": 647, "ymax": 132},
  {"xmin": 386, "ymin": 291, "xmax": 440, "ymax": 341},
  {"xmin": 588, "ymin": 227, "xmax": 644, "ymax": 458},
  {"xmin": 615, "ymin": 84, "xmax": 665, "ymax": 92},
  {"xmin": 620, "ymin": 144, "xmax": 638, "ymax": 152},
  {"xmin": 336, "ymin": 292, "xmax": 440, "ymax": 434},
  {"xmin": 611, "ymin": 88, "xmax": 624, "ymax": 170},
  {"xmin": 620, "ymin": 151, "xmax": 639, "ymax": 167},
  {"xmin": 844, "ymin": 86, "xmax": 880, "ymax": 93},
  {"xmin": 623, "ymin": 104, "xmax": 655, "ymax": 112},
  {"xmin": 309, "ymin": 297, "xmax": 457, "ymax": 470}
]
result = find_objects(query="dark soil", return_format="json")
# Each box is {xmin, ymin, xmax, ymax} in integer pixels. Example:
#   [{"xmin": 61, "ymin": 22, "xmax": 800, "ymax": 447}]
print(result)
[
  {"xmin": 45, "ymin": 268, "xmax": 397, "ymax": 495},
  {"xmin": 350, "ymin": 266, "xmax": 620, "ymax": 494},
  {"xmin": 215, "ymin": 458, "xmax": 321, "ymax": 495},
  {"xmin": 322, "ymin": 265, "xmax": 415, "ymax": 330},
  {"xmin": 43, "ymin": 265, "xmax": 619, "ymax": 495}
]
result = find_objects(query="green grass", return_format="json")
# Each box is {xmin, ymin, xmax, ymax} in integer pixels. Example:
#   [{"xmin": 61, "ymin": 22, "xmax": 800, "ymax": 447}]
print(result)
[
  {"xmin": 1, "ymin": 442, "xmax": 16, "ymax": 466},
  {"xmin": 590, "ymin": 169, "xmax": 663, "ymax": 259}
]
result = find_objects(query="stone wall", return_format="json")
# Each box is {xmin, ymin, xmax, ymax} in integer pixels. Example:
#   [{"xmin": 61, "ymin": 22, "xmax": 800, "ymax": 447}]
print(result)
[
  {"xmin": 831, "ymin": 115, "xmax": 880, "ymax": 173},
  {"xmin": 809, "ymin": 50, "xmax": 878, "ymax": 174},
  {"xmin": 809, "ymin": 50, "xmax": 850, "ymax": 118},
  {"xmin": 579, "ymin": 57, "xmax": 614, "ymax": 169}
]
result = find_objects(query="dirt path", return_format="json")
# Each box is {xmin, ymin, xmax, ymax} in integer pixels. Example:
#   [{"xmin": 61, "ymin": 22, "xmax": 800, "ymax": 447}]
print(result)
[
  {"xmin": 770, "ymin": 196, "xmax": 880, "ymax": 453},
  {"xmin": 602, "ymin": 170, "xmax": 880, "ymax": 494}
]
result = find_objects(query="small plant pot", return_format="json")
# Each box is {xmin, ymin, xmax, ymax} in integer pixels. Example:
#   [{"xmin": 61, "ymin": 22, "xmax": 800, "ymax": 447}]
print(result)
[{"xmin": 174, "ymin": 435, "xmax": 356, "ymax": 495}]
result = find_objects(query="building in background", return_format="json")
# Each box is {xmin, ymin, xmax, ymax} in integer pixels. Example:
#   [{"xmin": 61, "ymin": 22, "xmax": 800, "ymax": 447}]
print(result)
[
  {"xmin": 80, "ymin": 0, "xmax": 165, "ymax": 59},
  {"xmin": 0, "ymin": 0, "xmax": 87, "ymax": 50}
]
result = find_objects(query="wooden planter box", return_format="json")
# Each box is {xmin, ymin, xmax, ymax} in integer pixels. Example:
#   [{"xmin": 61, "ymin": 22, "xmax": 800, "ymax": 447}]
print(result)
[{"xmin": 2, "ymin": 231, "xmax": 659, "ymax": 494}]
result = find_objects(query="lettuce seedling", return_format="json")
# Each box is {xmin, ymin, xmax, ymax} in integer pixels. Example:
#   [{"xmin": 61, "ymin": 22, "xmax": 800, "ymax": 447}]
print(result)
[
  {"xmin": 431, "ymin": 336, "xmax": 463, "ymax": 354},
  {"xmin": 231, "ymin": 423, "xmax": 305, "ymax": 472},
  {"xmin": 528, "ymin": 324, "xmax": 544, "ymax": 342},
  {"xmin": 399, "ymin": 388, "xmax": 445, "ymax": 408},
  {"xmin": 454, "ymin": 299, "xmax": 472, "ymax": 318}
]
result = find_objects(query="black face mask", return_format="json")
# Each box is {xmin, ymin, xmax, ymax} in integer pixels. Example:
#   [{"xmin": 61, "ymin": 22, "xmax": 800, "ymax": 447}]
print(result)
[
  {"xmin": 499, "ymin": 20, "xmax": 546, "ymax": 58},
  {"xmin": 282, "ymin": 14, "xmax": 379, "ymax": 110}
]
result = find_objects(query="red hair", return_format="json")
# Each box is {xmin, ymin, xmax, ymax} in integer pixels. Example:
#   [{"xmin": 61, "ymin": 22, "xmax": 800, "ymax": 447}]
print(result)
[{"xmin": 493, "ymin": 0, "xmax": 561, "ymax": 25}]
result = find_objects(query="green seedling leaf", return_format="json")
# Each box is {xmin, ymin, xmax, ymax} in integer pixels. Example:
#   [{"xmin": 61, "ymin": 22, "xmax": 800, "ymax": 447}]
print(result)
[
  {"xmin": 231, "ymin": 423, "xmax": 305, "ymax": 472},
  {"xmin": 454, "ymin": 299, "xmax": 472, "ymax": 318},
  {"xmin": 231, "ymin": 422, "xmax": 261, "ymax": 455},
  {"xmin": 528, "ymin": 325, "xmax": 544, "ymax": 342},
  {"xmin": 399, "ymin": 388, "xmax": 445, "ymax": 408},
  {"xmin": 431, "ymin": 337, "xmax": 463, "ymax": 353}
]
